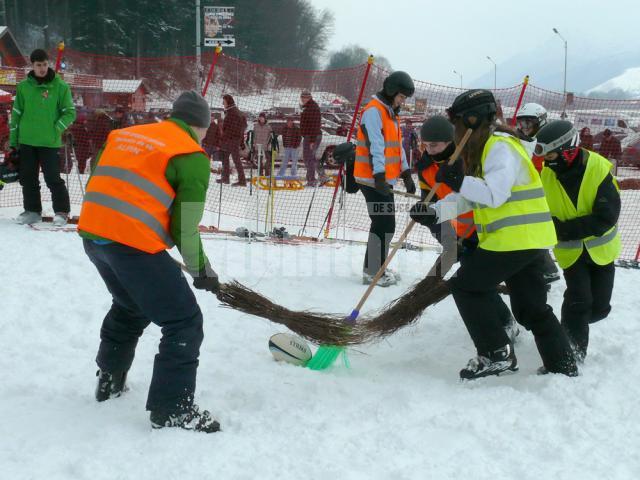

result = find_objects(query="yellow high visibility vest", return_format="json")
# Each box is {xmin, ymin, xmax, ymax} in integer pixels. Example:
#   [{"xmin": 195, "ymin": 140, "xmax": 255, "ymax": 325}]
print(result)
[
  {"xmin": 473, "ymin": 135, "xmax": 557, "ymax": 251},
  {"xmin": 541, "ymin": 150, "xmax": 621, "ymax": 269}
]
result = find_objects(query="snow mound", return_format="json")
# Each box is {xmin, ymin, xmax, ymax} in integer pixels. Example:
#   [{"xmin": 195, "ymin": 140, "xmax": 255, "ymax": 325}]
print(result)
[
  {"xmin": 2, "ymin": 212, "xmax": 640, "ymax": 480},
  {"xmin": 587, "ymin": 67, "xmax": 640, "ymax": 98}
]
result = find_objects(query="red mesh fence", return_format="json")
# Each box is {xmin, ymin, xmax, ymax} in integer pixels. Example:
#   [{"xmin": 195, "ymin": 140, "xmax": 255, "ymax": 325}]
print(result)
[{"xmin": 1, "ymin": 49, "xmax": 639, "ymax": 262}]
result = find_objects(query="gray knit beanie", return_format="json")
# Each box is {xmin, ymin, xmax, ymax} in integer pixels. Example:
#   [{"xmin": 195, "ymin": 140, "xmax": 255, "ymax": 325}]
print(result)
[{"xmin": 171, "ymin": 91, "xmax": 211, "ymax": 129}]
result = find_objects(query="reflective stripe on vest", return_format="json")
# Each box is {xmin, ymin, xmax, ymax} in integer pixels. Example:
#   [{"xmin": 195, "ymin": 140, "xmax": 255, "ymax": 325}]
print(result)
[
  {"xmin": 92, "ymin": 166, "xmax": 174, "ymax": 209},
  {"xmin": 473, "ymin": 135, "xmax": 557, "ymax": 251},
  {"xmin": 475, "ymin": 212, "xmax": 552, "ymax": 233},
  {"xmin": 354, "ymin": 97, "xmax": 403, "ymax": 185},
  {"xmin": 78, "ymin": 121, "xmax": 205, "ymax": 253},
  {"xmin": 541, "ymin": 150, "xmax": 621, "ymax": 268},
  {"xmin": 419, "ymin": 162, "xmax": 475, "ymax": 239},
  {"xmin": 471, "ymin": 187, "xmax": 546, "ymax": 210},
  {"xmin": 83, "ymin": 191, "xmax": 175, "ymax": 247}
]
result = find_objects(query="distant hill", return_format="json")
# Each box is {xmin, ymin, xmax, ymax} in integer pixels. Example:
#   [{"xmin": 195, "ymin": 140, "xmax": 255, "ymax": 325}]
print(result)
[
  {"xmin": 470, "ymin": 37, "xmax": 640, "ymax": 99},
  {"xmin": 586, "ymin": 67, "xmax": 640, "ymax": 99}
]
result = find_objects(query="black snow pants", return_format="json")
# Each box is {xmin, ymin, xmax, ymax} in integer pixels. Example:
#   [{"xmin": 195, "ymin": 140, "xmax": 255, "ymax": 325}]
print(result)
[
  {"xmin": 449, "ymin": 247, "xmax": 576, "ymax": 375},
  {"xmin": 84, "ymin": 240, "xmax": 204, "ymax": 413},
  {"xmin": 360, "ymin": 184, "xmax": 396, "ymax": 276},
  {"xmin": 18, "ymin": 144, "xmax": 70, "ymax": 214},
  {"xmin": 561, "ymin": 250, "xmax": 615, "ymax": 358}
]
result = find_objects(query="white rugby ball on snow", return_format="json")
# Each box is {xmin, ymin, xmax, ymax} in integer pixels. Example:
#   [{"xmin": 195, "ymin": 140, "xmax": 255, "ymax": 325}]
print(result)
[{"xmin": 268, "ymin": 333, "xmax": 312, "ymax": 366}]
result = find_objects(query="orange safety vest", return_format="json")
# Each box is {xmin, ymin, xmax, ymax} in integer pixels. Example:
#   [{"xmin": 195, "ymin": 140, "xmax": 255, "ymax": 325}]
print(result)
[
  {"xmin": 354, "ymin": 97, "xmax": 403, "ymax": 186},
  {"xmin": 418, "ymin": 163, "xmax": 475, "ymax": 239},
  {"xmin": 78, "ymin": 121, "xmax": 205, "ymax": 253}
]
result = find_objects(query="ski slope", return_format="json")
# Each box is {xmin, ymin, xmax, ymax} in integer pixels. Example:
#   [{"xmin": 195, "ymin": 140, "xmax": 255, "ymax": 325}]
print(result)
[{"xmin": 1, "ymin": 210, "xmax": 639, "ymax": 480}]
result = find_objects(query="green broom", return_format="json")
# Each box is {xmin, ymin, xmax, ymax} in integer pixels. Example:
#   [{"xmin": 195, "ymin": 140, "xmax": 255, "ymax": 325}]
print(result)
[{"xmin": 306, "ymin": 128, "xmax": 473, "ymax": 370}]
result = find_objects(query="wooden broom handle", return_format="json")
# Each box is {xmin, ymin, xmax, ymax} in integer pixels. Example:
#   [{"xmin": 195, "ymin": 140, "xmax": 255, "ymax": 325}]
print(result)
[{"xmin": 352, "ymin": 128, "xmax": 473, "ymax": 314}]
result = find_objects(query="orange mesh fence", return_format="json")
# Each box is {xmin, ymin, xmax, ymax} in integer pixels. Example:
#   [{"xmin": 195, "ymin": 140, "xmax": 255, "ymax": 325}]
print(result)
[{"xmin": 1, "ymin": 49, "xmax": 639, "ymax": 262}]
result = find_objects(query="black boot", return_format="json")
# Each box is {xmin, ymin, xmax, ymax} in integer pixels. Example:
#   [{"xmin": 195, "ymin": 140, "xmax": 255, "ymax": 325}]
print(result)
[
  {"xmin": 459, "ymin": 344, "xmax": 518, "ymax": 380},
  {"xmin": 533, "ymin": 322, "xmax": 579, "ymax": 377},
  {"xmin": 95, "ymin": 369, "xmax": 128, "ymax": 402},
  {"xmin": 150, "ymin": 404, "xmax": 221, "ymax": 433}
]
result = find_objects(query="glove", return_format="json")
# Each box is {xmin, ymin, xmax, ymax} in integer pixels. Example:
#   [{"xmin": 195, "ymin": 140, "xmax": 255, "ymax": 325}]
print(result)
[
  {"xmin": 409, "ymin": 201, "xmax": 438, "ymax": 227},
  {"xmin": 552, "ymin": 217, "xmax": 580, "ymax": 242},
  {"xmin": 435, "ymin": 158, "xmax": 464, "ymax": 192},
  {"xmin": 192, "ymin": 262, "xmax": 220, "ymax": 294},
  {"xmin": 373, "ymin": 172, "xmax": 391, "ymax": 197},
  {"xmin": 7, "ymin": 147, "xmax": 19, "ymax": 168},
  {"xmin": 332, "ymin": 142, "xmax": 355, "ymax": 165},
  {"xmin": 400, "ymin": 169, "xmax": 416, "ymax": 194}
]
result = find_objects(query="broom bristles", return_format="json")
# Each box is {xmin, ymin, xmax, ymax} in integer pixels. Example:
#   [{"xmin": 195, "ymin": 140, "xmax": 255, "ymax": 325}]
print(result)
[{"xmin": 216, "ymin": 273, "xmax": 451, "ymax": 346}]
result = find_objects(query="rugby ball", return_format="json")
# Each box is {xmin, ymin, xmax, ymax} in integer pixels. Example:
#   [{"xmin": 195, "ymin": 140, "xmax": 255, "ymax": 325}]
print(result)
[{"xmin": 268, "ymin": 333, "xmax": 313, "ymax": 366}]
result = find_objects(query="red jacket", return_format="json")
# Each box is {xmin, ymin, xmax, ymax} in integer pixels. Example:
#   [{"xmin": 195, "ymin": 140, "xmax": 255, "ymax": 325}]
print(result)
[
  {"xmin": 221, "ymin": 106, "xmax": 246, "ymax": 151},
  {"xmin": 300, "ymin": 99, "xmax": 321, "ymax": 137},
  {"xmin": 282, "ymin": 125, "xmax": 302, "ymax": 148},
  {"xmin": 203, "ymin": 120, "xmax": 221, "ymax": 150},
  {"xmin": 599, "ymin": 134, "xmax": 622, "ymax": 160}
]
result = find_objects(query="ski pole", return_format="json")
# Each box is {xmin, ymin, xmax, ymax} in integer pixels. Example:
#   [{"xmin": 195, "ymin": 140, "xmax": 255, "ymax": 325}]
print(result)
[
  {"xmin": 347, "ymin": 128, "xmax": 473, "ymax": 322},
  {"xmin": 256, "ymin": 145, "xmax": 262, "ymax": 233},
  {"xmin": 202, "ymin": 45, "xmax": 223, "ymax": 97},
  {"xmin": 510, "ymin": 75, "xmax": 530, "ymax": 126},
  {"xmin": 217, "ymin": 180, "xmax": 223, "ymax": 230},
  {"xmin": 324, "ymin": 55, "xmax": 374, "ymax": 239},
  {"xmin": 300, "ymin": 181, "xmax": 320, "ymax": 237},
  {"xmin": 69, "ymin": 135, "xmax": 85, "ymax": 197}
]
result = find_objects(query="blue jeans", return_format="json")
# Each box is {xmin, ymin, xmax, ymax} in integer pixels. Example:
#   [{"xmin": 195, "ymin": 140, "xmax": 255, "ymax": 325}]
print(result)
[
  {"xmin": 278, "ymin": 147, "xmax": 299, "ymax": 177},
  {"xmin": 84, "ymin": 240, "xmax": 204, "ymax": 413}
]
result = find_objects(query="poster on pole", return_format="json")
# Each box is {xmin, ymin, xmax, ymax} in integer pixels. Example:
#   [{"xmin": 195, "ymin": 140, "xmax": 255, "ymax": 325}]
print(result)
[{"xmin": 204, "ymin": 6, "xmax": 236, "ymax": 47}]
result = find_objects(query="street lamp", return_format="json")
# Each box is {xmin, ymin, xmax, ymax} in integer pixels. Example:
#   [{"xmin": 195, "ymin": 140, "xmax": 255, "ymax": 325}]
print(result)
[
  {"xmin": 553, "ymin": 27, "xmax": 568, "ymax": 111},
  {"xmin": 486, "ymin": 56, "xmax": 497, "ymax": 90},
  {"xmin": 453, "ymin": 70, "xmax": 463, "ymax": 89}
]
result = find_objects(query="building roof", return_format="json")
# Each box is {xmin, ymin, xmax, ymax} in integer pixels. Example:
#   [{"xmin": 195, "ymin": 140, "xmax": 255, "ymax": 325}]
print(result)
[
  {"xmin": 102, "ymin": 79, "xmax": 148, "ymax": 94},
  {"xmin": 0, "ymin": 26, "xmax": 26, "ymax": 67}
]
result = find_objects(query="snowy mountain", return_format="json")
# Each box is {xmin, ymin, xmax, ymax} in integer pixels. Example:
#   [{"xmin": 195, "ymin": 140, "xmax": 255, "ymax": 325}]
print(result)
[
  {"xmin": 586, "ymin": 67, "xmax": 640, "ymax": 99},
  {"xmin": 471, "ymin": 37, "xmax": 640, "ymax": 97}
]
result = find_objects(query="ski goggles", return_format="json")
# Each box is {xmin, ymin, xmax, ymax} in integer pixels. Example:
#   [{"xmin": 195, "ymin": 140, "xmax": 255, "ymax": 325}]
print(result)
[
  {"xmin": 516, "ymin": 118, "xmax": 538, "ymax": 130},
  {"xmin": 534, "ymin": 127, "xmax": 578, "ymax": 156}
]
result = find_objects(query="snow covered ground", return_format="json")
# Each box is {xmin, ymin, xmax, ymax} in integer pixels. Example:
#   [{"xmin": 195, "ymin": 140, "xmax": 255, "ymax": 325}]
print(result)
[{"xmin": 2, "ymin": 209, "xmax": 640, "ymax": 480}]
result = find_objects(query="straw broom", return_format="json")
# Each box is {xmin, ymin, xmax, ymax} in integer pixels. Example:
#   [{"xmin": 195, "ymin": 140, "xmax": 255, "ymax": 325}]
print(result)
[
  {"xmin": 304, "ymin": 128, "xmax": 473, "ymax": 369},
  {"xmin": 213, "ymin": 129, "xmax": 473, "ymax": 367}
]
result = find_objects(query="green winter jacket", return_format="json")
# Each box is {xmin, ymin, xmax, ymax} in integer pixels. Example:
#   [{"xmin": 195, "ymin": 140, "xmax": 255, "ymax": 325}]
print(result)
[
  {"xmin": 79, "ymin": 118, "xmax": 211, "ymax": 274},
  {"xmin": 9, "ymin": 68, "xmax": 76, "ymax": 148}
]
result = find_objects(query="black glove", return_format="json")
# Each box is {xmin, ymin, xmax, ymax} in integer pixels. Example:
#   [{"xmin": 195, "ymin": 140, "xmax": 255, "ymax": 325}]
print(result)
[
  {"xmin": 409, "ymin": 201, "xmax": 438, "ymax": 226},
  {"xmin": 332, "ymin": 142, "xmax": 355, "ymax": 165},
  {"xmin": 7, "ymin": 147, "xmax": 19, "ymax": 168},
  {"xmin": 400, "ymin": 169, "xmax": 416, "ymax": 194},
  {"xmin": 192, "ymin": 262, "xmax": 220, "ymax": 294},
  {"xmin": 435, "ymin": 159, "xmax": 464, "ymax": 192},
  {"xmin": 552, "ymin": 217, "xmax": 580, "ymax": 242},
  {"xmin": 373, "ymin": 172, "xmax": 391, "ymax": 197}
]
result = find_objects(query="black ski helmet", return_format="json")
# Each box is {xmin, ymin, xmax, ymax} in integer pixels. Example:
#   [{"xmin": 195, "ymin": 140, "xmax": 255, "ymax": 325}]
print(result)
[
  {"xmin": 446, "ymin": 89, "xmax": 497, "ymax": 129},
  {"xmin": 383, "ymin": 71, "xmax": 415, "ymax": 98},
  {"xmin": 534, "ymin": 120, "xmax": 579, "ymax": 157},
  {"xmin": 420, "ymin": 115, "xmax": 454, "ymax": 142}
]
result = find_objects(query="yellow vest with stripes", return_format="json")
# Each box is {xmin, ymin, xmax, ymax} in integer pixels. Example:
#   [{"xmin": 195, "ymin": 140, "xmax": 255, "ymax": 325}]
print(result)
[
  {"xmin": 473, "ymin": 135, "xmax": 557, "ymax": 251},
  {"xmin": 541, "ymin": 150, "xmax": 621, "ymax": 269}
]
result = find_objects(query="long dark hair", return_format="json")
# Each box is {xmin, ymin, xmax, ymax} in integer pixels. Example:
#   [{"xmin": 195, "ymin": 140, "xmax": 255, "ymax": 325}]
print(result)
[{"xmin": 453, "ymin": 118, "xmax": 519, "ymax": 177}]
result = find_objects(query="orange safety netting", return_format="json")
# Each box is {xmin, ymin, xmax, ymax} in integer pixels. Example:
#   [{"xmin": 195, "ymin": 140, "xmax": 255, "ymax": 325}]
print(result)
[{"xmin": 1, "ymin": 49, "xmax": 639, "ymax": 262}]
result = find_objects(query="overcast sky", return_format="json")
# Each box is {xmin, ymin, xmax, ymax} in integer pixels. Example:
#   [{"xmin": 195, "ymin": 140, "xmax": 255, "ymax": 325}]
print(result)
[{"xmin": 312, "ymin": 0, "xmax": 640, "ymax": 88}]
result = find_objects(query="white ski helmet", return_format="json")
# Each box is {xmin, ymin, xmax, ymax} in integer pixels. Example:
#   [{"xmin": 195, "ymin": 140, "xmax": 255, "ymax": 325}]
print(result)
[{"xmin": 516, "ymin": 102, "xmax": 548, "ymax": 129}]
